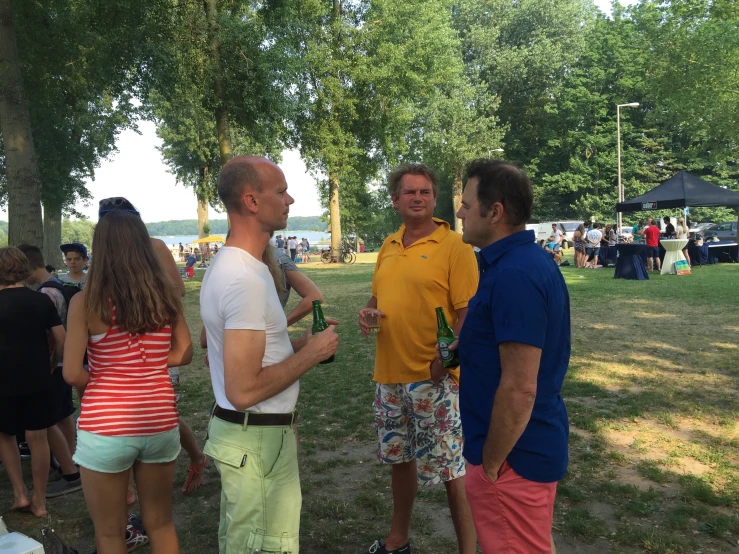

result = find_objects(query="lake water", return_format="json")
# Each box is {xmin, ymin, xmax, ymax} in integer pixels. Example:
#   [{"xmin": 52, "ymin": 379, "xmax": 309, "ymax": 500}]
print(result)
[{"xmin": 154, "ymin": 230, "xmax": 332, "ymax": 249}]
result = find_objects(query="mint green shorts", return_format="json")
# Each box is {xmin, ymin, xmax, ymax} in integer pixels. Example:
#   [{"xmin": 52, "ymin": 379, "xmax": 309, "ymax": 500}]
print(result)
[
  {"xmin": 204, "ymin": 414, "xmax": 301, "ymax": 554},
  {"xmin": 74, "ymin": 427, "xmax": 181, "ymax": 473}
]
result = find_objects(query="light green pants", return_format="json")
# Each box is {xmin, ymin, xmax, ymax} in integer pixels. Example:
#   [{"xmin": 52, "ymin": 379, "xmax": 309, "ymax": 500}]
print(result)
[{"xmin": 204, "ymin": 414, "xmax": 301, "ymax": 554}]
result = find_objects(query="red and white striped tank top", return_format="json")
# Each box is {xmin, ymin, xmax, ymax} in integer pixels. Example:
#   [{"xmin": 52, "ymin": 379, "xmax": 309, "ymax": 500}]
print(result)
[{"xmin": 78, "ymin": 305, "xmax": 178, "ymax": 437}]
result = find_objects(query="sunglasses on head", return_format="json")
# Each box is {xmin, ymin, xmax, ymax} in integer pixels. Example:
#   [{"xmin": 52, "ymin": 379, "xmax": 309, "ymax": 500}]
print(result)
[{"xmin": 98, "ymin": 197, "xmax": 140, "ymax": 217}]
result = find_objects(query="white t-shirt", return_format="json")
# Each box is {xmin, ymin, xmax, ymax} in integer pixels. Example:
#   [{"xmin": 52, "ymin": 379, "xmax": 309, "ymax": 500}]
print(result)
[
  {"xmin": 288, "ymin": 239, "xmax": 297, "ymax": 249},
  {"xmin": 200, "ymin": 246, "xmax": 297, "ymax": 413},
  {"xmin": 676, "ymin": 225, "xmax": 688, "ymax": 239},
  {"xmin": 552, "ymin": 228, "xmax": 563, "ymax": 244},
  {"xmin": 59, "ymin": 273, "xmax": 86, "ymax": 288},
  {"xmin": 586, "ymin": 229, "xmax": 602, "ymax": 247}
]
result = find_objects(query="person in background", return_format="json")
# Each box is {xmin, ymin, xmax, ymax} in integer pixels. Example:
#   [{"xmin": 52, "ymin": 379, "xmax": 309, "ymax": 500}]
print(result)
[
  {"xmin": 185, "ymin": 252, "xmax": 197, "ymax": 279},
  {"xmin": 301, "ymin": 237, "xmax": 311, "ymax": 263},
  {"xmin": 45, "ymin": 264, "xmax": 58, "ymax": 278},
  {"xmin": 676, "ymin": 217, "xmax": 690, "ymax": 267},
  {"xmin": 643, "ymin": 219, "xmax": 662, "ymax": 271},
  {"xmin": 453, "ymin": 160, "xmax": 570, "ymax": 554},
  {"xmin": 550, "ymin": 223, "xmax": 563, "ymax": 247},
  {"xmin": 544, "ymin": 235, "xmax": 562, "ymax": 265},
  {"xmin": 358, "ymin": 163, "xmax": 478, "ymax": 554},
  {"xmin": 18, "ymin": 244, "xmax": 82, "ymax": 498},
  {"xmin": 60, "ymin": 242, "xmax": 88, "ymax": 287},
  {"xmin": 276, "ymin": 234, "xmax": 285, "ymax": 250},
  {"xmin": 632, "ymin": 220, "xmax": 644, "ymax": 243},
  {"xmin": 663, "ymin": 216, "xmax": 675, "ymax": 238},
  {"xmin": 573, "ymin": 224, "xmax": 587, "ymax": 268},
  {"xmin": 585, "ymin": 223, "xmax": 603, "ymax": 269},
  {"xmin": 288, "ymin": 236, "xmax": 298, "ymax": 262},
  {"xmin": 0, "ymin": 246, "xmax": 66, "ymax": 518},
  {"xmin": 64, "ymin": 210, "xmax": 192, "ymax": 554},
  {"xmin": 273, "ymin": 243, "xmax": 323, "ymax": 324},
  {"xmin": 607, "ymin": 224, "xmax": 617, "ymax": 246}
]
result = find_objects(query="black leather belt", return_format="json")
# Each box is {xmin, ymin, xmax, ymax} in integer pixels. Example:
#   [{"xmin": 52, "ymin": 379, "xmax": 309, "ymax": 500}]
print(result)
[{"xmin": 214, "ymin": 406, "xmax": 296, "ymax": 426}]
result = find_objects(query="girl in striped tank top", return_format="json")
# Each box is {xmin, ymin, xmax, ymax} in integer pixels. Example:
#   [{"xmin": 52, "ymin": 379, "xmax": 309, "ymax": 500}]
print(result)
[{"xmin": 63, "ymin": 210, "xmax": 192, "ymax": 554}]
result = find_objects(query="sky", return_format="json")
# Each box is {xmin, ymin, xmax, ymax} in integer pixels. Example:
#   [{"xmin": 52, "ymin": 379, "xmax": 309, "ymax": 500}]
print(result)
[{"xmin": 1, "ymin": 0, "xmax": 635, "ymax": 224}]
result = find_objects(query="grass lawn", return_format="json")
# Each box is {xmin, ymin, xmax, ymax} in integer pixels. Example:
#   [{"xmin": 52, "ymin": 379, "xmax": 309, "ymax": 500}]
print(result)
[{"xmin": 1, "ymin": 251, "xmax": 737, "ymax": 553}]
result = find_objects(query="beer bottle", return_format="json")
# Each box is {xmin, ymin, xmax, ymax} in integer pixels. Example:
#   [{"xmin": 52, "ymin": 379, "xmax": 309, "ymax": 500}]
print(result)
[
  {"xmin": 436, "ymin": 307, "xmax": 458, "ymax": 368},
  {"xmin": 312, "ymin": 300, "xmax": 334, "ymax": 364}
]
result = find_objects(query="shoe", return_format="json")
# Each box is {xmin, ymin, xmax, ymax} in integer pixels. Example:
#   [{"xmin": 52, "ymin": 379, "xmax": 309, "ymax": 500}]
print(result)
[
  {"xmin": 365, "ymin": 540, "xmax": 412, "ymax": 554},
  {"xmin": 18, "ymin": 442, "xmax": 31, "ymax": 459},
  {"xmin": 125, "ymin": 525, "xmax": 148, "ymax": 552},
  {"xmin": 48, "ymin": 466, "xmax": 63, "ymax": 482},
  {"xmin": 45, "ymin": 476, "xmax": 82, "ymax": 498}
]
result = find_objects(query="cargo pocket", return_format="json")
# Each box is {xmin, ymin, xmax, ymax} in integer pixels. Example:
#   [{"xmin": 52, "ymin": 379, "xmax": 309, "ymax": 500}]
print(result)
[
  {"xmin": 204, "ymin": 437, "xmax": 248, "ymax": 470},
  {"xmin": 246, "ymin": 529, "xmax": 297, "ymax": 554}
]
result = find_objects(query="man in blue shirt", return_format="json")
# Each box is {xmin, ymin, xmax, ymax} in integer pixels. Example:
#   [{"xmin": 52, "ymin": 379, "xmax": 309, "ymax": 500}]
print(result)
[{"xmin": 451, "ymin": 160, "xmax": 570, "ymax": 553}]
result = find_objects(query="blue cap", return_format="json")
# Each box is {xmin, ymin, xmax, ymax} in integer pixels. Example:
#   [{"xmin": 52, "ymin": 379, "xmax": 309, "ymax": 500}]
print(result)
[{"xmin": 60, "ymin": 242, "xmax": 88, "ymax": 259}]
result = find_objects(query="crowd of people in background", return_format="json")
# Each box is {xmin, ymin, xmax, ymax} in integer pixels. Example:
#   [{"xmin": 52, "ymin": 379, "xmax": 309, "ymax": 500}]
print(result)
[{"xmin": 550, "ymin": 215, "xmax": 693, "ymax": 270}]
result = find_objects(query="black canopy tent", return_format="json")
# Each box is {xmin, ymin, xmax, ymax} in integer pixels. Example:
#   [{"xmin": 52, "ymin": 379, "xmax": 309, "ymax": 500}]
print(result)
[{"xmin": 616, "ymin": 171, "xmax": 739, "ymax": 212}]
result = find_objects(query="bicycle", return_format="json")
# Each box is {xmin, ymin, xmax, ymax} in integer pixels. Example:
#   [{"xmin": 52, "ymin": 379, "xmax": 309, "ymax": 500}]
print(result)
[{"xmin": 320, "ymin": 242, "xmax": 357, "ymax": 264}]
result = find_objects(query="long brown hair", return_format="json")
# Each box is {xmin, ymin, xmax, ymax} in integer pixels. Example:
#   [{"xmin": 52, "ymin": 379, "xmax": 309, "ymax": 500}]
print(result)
[{"xmin": 85, "ymin": 210, "xmax": 182, "ymax": 334}]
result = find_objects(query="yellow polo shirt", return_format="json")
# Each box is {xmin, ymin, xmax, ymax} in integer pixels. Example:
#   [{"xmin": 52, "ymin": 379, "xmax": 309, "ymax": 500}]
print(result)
[{"xmin": 371, "ymin": 218, "xmax": 478, "ymax": 385}]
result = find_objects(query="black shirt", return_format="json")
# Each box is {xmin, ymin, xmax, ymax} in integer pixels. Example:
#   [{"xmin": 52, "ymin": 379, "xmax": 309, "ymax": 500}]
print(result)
[
  {"xmin": 0, "ymin": 287, "xmax": 62, "ymax": 395},
  {"xmin": 665, "ymin": 223, "xmax": 675, "ymax": 237}
]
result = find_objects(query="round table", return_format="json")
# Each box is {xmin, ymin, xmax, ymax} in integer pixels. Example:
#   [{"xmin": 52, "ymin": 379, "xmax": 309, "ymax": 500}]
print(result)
[
  {"xmin": 614, "ymin": 243, "xmax": 648, "ymax": 280},
  {"xmin": 660, "ymin": 239, "xmax": 689, "ymax": 275}
]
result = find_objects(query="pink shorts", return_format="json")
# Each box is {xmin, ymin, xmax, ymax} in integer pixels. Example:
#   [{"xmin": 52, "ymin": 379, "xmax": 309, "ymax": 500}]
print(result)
[{"xmin": 465, "ymin": 461, "xmax": 557, "ymax": 554}]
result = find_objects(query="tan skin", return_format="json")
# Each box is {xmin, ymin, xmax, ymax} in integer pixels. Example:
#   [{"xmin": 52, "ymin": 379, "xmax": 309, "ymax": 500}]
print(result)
[
  {"xmin": 453, "ymin": 176, "xmax": 557, "ymax": 553},
  {"xmin": 358, "ymin": 173, "xmax": 476, "ymax": 554},
  {"xmin": 219, "ymin": 157, "xmax": 338, "ymax": 412},
  {"xmin": 63, "ymin": 251, "xmax": 87, "ymax": 282}
]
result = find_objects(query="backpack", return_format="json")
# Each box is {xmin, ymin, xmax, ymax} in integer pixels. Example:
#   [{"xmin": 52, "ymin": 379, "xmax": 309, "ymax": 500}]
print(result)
[{"xmin": 38, "ymin": 279, "xmax": 83, "ymax": 322}]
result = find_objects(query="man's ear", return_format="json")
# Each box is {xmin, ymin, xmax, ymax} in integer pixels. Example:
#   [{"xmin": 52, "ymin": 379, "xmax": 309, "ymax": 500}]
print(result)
[{"xmin": 242, "ymin": 191, "xmax": 258, "ymax": 214}]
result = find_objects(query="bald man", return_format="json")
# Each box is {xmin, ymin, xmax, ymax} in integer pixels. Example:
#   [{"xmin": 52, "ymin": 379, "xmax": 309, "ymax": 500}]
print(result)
[{"xmin": 200, "ymin": 157, "xmax": 339, "ymax": 554}]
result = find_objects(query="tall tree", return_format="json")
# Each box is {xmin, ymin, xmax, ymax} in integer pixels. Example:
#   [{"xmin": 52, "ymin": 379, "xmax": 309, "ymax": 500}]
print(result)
[
  {"xmin": 0, "ymin": 0, "xmax": 42, "ymax": 246},
  {"xmin": 148, "ymin": 0, "xmax": 292, "ymax": 229}
]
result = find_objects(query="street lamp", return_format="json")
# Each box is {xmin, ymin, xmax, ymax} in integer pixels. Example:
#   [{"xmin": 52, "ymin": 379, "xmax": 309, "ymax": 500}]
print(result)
[{"xmin": 617, "ymin": 102, "xmax": 640, "ymax": 236}]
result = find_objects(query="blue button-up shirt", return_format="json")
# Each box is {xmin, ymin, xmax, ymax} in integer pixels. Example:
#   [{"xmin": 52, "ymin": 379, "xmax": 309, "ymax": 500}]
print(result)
[{"xmin": 459, "ymin": 230, "xmax": 570, "ymax": 483}]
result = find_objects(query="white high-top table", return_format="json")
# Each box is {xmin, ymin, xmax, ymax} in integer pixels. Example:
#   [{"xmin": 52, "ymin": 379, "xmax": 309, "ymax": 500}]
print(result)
[{"xmin": 660, "ymin": 239, "xmax": 689, "ymax": 275}]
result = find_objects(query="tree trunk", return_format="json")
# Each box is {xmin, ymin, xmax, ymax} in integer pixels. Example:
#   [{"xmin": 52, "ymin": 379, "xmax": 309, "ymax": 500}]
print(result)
[
  {"xmin": 329, "ymin": 171, "xmax": 342, "ymax": 255},
  {"xmin": 452, "ymin": 166, "xmax": 463, "ymax": 233},
  {"xmin": 205, "ymin": 0, "xmax": 232, "ymax": 167},
  {"xmin": 197, "ymin": 166, "xmax": 209, "ymax": 239},
  {"xmin": 0, "ymin": 0, "xmax": 43, "ymax": 246},
  {"xmin": 42, "ymin": 199, "xmax": 62, "ymax": 269}
]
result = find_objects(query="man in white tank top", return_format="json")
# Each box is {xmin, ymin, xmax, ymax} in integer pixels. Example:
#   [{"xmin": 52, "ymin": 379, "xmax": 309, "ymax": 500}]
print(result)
[{"xmin": 200, "ymin": 156, "xmax": 338, "ymax": 553}]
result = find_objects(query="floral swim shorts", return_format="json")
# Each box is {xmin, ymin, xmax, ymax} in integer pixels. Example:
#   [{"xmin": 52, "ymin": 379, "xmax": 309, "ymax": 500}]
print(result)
[{"xmin": 374, "ymin": 375, "xmax": 465, "ymax": 485}]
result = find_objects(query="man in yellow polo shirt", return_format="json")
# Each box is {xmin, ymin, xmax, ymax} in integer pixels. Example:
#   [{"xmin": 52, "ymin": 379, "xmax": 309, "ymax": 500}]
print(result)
[{"xmin": 358, "ymin": 163, "xmax": 478, "ymax": 554}]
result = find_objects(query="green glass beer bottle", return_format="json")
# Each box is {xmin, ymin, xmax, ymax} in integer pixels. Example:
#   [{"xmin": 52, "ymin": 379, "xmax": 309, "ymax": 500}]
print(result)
[
  {"xmin": 312, "ymin": 300, "xmax": 334, "ymax": 364},
  {"xmin": 436, "ymin": 307, "xmax": 459, "ymax": 368}
]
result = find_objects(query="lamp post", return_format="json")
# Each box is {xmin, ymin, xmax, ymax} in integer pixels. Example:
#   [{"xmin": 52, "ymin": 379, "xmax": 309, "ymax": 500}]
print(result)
[{"xmin": 617, "ymin": 102, "xmax": 640, "ymax": 236}]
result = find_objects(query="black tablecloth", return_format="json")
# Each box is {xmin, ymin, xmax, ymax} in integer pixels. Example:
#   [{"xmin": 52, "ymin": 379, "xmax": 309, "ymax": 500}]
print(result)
[
  {"xmin": 598, "ymin": 245, "xmax": 618, "ymax": 266},
  {"xmin": 614, "ymin": 243, "xmax": 649, "ymax": 280},
  {"xmin": 707, "ymin": 241, "xmax": 739, "ymax": 263}
]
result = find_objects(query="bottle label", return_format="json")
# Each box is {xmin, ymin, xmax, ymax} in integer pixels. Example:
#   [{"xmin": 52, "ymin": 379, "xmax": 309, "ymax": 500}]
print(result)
[{"xmin": 439, "ymin": 341, "xmax": 453, "ymax": 363}]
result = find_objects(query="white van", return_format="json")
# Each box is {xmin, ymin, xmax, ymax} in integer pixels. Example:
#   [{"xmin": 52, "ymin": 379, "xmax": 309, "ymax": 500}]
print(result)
[{"xmin": 534, "ymin": 221, "xmax": 581, "ymax": 248}]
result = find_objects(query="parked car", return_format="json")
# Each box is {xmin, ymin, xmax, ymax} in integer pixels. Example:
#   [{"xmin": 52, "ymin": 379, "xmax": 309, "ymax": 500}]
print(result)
[
  {"xmin": 689, "ymin": 222, "xmax": 714, "ymax": 236},
  {"xmin": 703, "ymin": 221, "xmax": 738, "ymax": 241}
]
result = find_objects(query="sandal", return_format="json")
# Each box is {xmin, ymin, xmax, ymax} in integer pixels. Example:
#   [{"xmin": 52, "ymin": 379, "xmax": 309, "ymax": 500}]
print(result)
[{"xmin": 182, "ymin": 454, "xmax": 207, "ymax": 495}]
